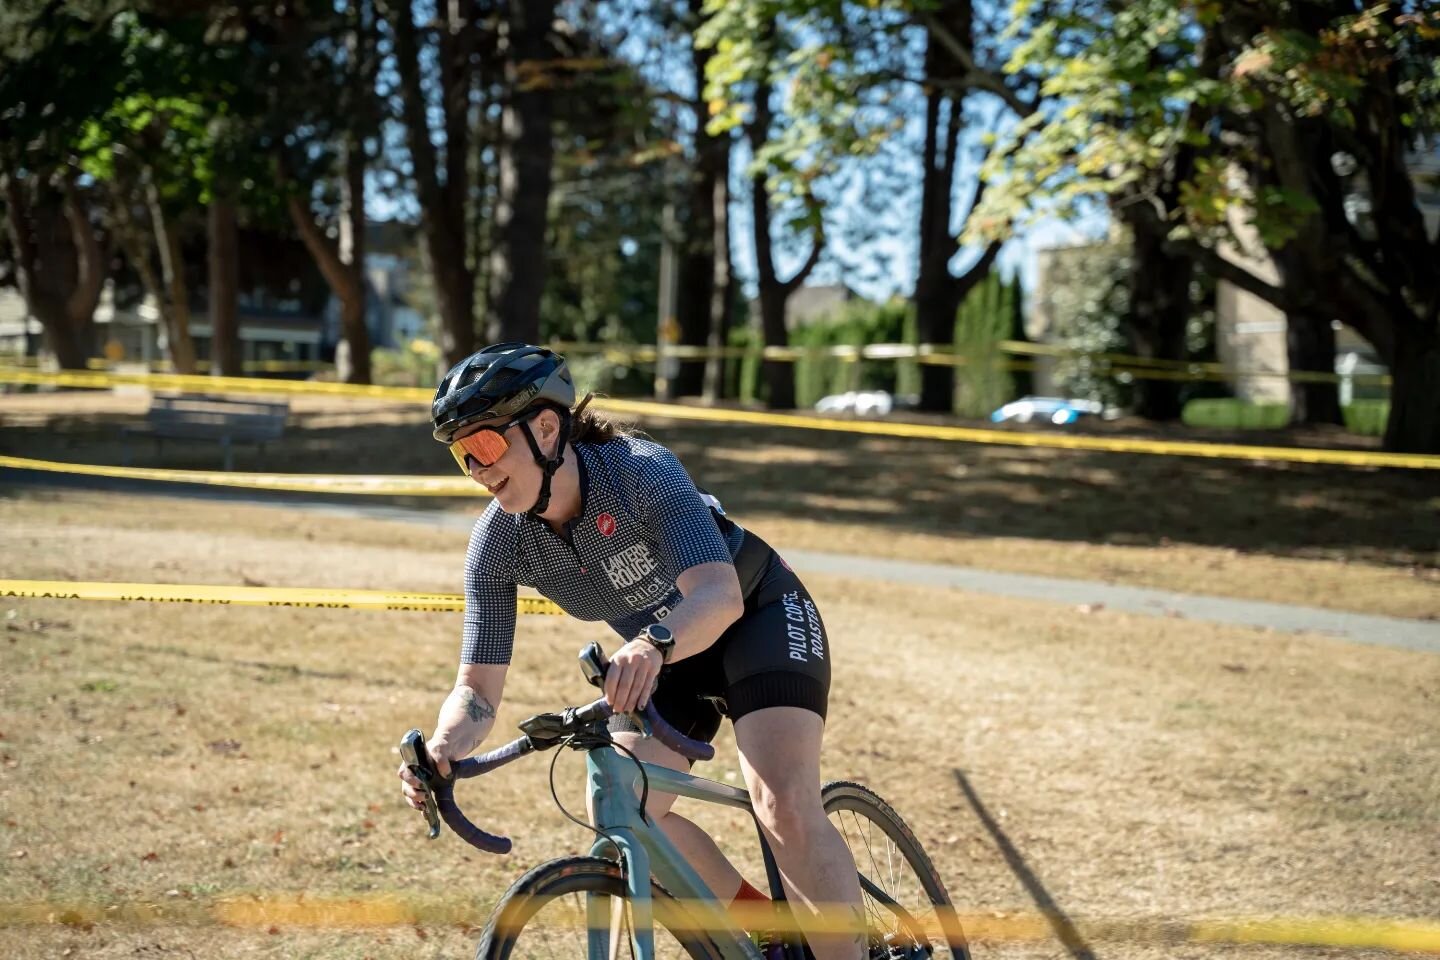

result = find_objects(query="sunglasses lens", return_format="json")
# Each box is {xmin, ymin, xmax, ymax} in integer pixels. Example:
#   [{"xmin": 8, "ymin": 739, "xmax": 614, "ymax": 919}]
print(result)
[{"xmin": 452, "ymin": 429, "xmax": 510, "ymax": 471}]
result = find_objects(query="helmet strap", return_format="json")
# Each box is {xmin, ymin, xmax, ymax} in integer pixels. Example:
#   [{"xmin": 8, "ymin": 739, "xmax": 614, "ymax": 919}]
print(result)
[{"xmin": 519, "ymin": 409, "xmax": 572, "ymax": 518}]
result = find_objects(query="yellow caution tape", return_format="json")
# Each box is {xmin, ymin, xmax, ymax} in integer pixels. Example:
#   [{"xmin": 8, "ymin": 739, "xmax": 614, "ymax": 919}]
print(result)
[
  {"xmin": 0, "ymin": 456, "xmax": 484, "ymax": 497},
  {"xmin": 0, "ymin": 365, "xmax": 430, "ymax": 401},
  {"xmin": 1, "ymin": 898, "xmax": 1437, "ymax": 952},
  {"xmin": 0, "ymin": 579, "xmax": 561, "ymax": 616},
  {"xmin": 553, "ymin": 340, "xmax": 1391, "ymax": 385},
  {"xmin": 597, "ymin": 396, "xmax": 1440, "ymax": 470},
  {"xmin": 4, "ymin": 366, "xmax": 1434, "ymax": 470}
]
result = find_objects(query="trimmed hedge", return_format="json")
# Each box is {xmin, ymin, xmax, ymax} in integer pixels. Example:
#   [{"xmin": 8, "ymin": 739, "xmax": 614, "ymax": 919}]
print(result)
[{"xmin": 1182, "ymin": 398, "xmax": 1390, "ymax": 436}]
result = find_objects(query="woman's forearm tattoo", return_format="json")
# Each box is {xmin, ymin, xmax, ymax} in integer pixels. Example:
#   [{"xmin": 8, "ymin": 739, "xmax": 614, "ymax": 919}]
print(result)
[{"xmin": 457, "ymin": 687, "xmax": 496, "ymax": 723}]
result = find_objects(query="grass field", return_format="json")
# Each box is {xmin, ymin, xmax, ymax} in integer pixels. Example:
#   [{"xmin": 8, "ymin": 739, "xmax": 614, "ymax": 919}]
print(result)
[
  {"xmin": 2, "ymin": 390, "xmax": 1437, "ymax": 619},
  {"xmin": 2, "ymin": 484, "xmax": 1438, "ymax": 959}
]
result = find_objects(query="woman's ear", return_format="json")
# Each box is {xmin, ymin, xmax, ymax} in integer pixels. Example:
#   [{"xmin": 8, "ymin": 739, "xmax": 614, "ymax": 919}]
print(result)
[{"xmin": 536, "ymin": 408, "xmax": 562, "ymax": 453}]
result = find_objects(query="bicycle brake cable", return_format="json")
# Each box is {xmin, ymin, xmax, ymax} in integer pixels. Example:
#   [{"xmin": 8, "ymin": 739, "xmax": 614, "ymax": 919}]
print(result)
[{"xmin": 547, "ymin": 735, "xmax": 625, "ymax": 856}]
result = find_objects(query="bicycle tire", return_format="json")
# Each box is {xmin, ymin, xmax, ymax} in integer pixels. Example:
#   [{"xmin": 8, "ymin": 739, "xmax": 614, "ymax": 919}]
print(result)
[
  {"xmin": 822, "ymin": 781, "xmax": 971, "ymax": 960},
  {"xmin": 477, "ymin": 855, "xmax": 726, "ymax": 960}
]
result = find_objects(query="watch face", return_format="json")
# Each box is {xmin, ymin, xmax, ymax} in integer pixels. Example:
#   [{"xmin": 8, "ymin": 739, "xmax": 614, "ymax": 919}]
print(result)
[{"xmin": 646, "ymin": 624, "xmax": 674, "ymax": 643}]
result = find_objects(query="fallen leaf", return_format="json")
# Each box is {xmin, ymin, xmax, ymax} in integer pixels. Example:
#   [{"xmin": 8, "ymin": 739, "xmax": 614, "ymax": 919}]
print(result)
[{"xmin": 140, "ymin": 852, "xmax": 158, "ymax": 863}]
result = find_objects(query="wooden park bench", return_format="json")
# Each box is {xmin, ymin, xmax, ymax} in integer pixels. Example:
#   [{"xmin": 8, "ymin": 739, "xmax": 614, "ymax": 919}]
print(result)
[{"xmin": 122, "ymin": 394, "xmax": 289, "ymax": 471}]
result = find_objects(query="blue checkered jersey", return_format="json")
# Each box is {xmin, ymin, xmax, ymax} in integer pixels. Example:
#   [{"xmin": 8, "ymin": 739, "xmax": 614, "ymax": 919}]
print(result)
[{"xmin": 460, "ymin": 436, "xmax": 744, "ymax": 664}]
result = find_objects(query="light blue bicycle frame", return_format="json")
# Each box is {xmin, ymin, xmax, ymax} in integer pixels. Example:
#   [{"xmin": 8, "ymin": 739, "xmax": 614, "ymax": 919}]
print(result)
[{"xmin": 583, "ymin": 741, "xmax": 767, "ymax": 960}]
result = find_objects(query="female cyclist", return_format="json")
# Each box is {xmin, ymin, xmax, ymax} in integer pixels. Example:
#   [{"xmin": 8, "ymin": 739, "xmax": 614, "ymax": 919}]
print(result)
[{"xmin": 397, "ymin": 342, "xmax": 863, "ymax": 960}]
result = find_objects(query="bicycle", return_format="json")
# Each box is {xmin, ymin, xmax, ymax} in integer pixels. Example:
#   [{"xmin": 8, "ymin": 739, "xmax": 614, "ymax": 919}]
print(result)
[{"xmin": 401, "ymin": 642, "xmax": 971, "ymax": 960}]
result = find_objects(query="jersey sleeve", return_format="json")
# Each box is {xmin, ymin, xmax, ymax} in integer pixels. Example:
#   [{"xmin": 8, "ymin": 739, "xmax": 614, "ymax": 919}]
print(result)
[
  {"xmin": 637, "ymin": 446, "xmax": 735, "ymax": 577},
  {"xmin": 461, "ymin": 505, "xmax": 519, "ymax": 665}
]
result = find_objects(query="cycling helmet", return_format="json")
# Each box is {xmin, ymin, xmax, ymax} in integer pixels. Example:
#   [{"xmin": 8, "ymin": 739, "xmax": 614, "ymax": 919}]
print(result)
[
  {"xmin": 432, "ymin": 343, "xmax": 577, "ymax": 517},
  {"xmin": 431, "ymin": 342, "xmax": 575, "ymax": 443}
]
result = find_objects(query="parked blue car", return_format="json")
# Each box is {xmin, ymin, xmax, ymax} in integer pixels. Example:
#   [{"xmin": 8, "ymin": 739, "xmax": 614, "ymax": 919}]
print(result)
[{"xmin": 990, "ymin": 396, "xmax": 1109, "ymax": 425}]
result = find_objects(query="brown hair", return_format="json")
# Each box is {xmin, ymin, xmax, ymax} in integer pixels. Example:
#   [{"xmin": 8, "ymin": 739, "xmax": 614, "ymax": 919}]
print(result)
[{"xmin": 567, "ymin": 393, "xmax": 641, "ymax": 444}]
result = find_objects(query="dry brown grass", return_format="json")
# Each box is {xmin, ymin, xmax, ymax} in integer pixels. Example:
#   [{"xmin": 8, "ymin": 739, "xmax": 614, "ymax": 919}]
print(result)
[
  {"xmin": 2, "ymin": 489, "xmax": 1438, "ymax": 959},
  {"xmin": 3, "ymin": 390, "xmax": 1436, "ymax": 619}
]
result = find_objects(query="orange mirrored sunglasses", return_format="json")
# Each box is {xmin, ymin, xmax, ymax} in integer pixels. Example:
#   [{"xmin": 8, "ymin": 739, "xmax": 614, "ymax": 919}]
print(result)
[{"xmin": 447, "ymin": 411, "xmax": 537, "ymax": 475}]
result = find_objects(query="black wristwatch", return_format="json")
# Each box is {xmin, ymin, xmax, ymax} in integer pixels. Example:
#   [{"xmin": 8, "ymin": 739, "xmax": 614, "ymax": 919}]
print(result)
[{"xmin": 638, "ymin": 623, "xmax": 676, "ymax": 663}]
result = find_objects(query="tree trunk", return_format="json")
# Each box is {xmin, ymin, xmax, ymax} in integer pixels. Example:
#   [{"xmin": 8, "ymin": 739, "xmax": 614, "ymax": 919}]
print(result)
[
  {"xmin": 486, "ymin": 0, "xmax": 556, "ymax": 345},
  {"xmin": 672, "ymin": 0, "xmax": 720, "ymax": 398},
  {"xmin": 1381, "ymin": 322, "xmax": 1440, "ymax": 454},
  {"xmin": 758, "ymin": 287, "xmax": 794, "ymax": 410},
  {"xmin": 1285, "ymin": 311, "xmax": 1343, "ymax": 425},
  {"xmin": 339, "ymin": 133, "xmax": 372, "ymax": 383},
  {"xmin": 1126, "ymin": 222, "xmax": 1190, "ymax": 421},
  {"xmin": 703, "ymin": 151, "xmax": 731, "ymax": 404},
  {"xmin": 207, "ymin": 196, "xmax": 242, "ymax": 377},
  {"xmin": 145, "ymin": 179, "xmax": 197, "ymax": 374},
  {"xmin": 62, "ymin": 192, "xmax": 103, "ymax": 355},
  {"xmin": 2, "ymin": 175, "xmax": 94, "ymax": 369},
  {"xmin": 383, "ymin": 0, "xmax": 475, "ymax": 366}
]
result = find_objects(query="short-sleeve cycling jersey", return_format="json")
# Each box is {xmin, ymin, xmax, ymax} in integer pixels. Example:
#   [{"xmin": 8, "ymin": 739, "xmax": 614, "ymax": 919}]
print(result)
[{"xmin": 461, "ymin": 436, "xmax": 744, "ymax": 664}]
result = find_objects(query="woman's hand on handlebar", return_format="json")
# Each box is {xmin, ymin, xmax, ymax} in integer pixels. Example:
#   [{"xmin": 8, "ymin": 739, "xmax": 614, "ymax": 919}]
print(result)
[
  {"xmin": 604, "ymin": 639, "xmax": 663, "ymax": 715},
  {"xmin": 397, "ymin": 733, "xmax": 463, "ymax": 811}
]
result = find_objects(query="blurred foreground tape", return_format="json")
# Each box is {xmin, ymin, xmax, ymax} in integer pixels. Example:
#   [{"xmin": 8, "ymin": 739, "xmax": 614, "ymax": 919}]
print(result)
[
  {"xmin": 0, "ymin": 579, "xmax": 561, "ymax": 616},
  {"xmin": 1, "ymin": 898, "xmax": 1438, "ymax": 952},
  {"xmin": 0, "ymin": 455, "xmax": 483, "ymax": 497},
  {"xmin": 3, "ymin": 366, "xmax": 1438, "ymax": 470}
]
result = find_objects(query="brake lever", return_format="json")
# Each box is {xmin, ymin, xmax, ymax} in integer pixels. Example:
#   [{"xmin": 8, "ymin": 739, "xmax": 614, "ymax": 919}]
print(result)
[
  {"xmin": 578, "ymin": 641, "xmax": 653, "ymax": 735},
  {"xmin": 398, "ymin": 728, "xmax": 444, "ymax": 840}
]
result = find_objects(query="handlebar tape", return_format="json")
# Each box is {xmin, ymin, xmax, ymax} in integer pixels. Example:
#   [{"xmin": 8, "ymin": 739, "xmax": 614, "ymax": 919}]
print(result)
[
  {"xmin": 432, "ymin": 780, "xmax": 512, "ymax": 854},
  {"xmin": 642, "ymin": 702, "xmax": 715, "ymax": 762}
]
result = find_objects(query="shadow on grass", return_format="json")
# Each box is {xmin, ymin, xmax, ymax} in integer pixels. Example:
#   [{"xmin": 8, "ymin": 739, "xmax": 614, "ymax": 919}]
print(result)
[
  {"xmin": 2, "ymin": 401, "xmax": 1435, "ymax": 568},
  {"xmin": 952, "ymin": 768, "xmax": 1098, "ymax": 960}
]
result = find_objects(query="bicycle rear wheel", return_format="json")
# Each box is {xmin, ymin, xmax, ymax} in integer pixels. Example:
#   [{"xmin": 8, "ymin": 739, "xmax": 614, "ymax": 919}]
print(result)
[
  {"xmin": 822, "ymin": 781, "xmax": 970, "ymax": 960},
  {"xmin": 477, "ymin": 856, "xmax": 725, "ymax": 960}
]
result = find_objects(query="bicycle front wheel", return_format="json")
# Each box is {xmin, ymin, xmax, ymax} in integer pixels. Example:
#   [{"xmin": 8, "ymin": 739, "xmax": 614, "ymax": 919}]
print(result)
[
  {"xmin": 477, "ymin": 856, "xmax": 725, "ymax": 960},
  {"xmin": 822, "ymin": 781, "xmax": 971, "ymax": 960}
]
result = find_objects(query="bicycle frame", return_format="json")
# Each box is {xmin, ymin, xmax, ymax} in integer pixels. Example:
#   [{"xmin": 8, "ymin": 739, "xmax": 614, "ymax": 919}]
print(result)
[{"xmin": 585, "ymin": 740, "xmax": 767, "ymax": 960}]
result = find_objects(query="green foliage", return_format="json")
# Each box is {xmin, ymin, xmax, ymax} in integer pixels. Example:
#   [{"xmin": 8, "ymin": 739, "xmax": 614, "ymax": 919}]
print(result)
[
  {"xmin": 1183, "ymin": 398, "xmax": 1389, "ymax": 437},
  {"xmin": 1038, "ymin": 240, "xmax": 1134, "ymax": 407},
  {"xmin": 1182, "ymin": 399, "xmax": 1289, "ymax": 430},
  {"xmin": 953, "ymin": 272, "xmax": 1020, "ymax": 417},
  {"xmin": 969, "ymin": 2, "xmax": 1440, "ymax": 252},
  {"xmin": 1343, "ymin": 399, "xmax": 1391, "ymax": 437},
  {"xmin": 790, "ymin": 299, "xmax": 911, "ymax": 406}
]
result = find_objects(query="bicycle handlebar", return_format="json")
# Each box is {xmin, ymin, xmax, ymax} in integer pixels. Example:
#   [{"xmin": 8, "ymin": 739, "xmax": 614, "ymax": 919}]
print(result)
[{"xmin": 424, "ymin": 697, "xmax": 715, "ymax": 854}]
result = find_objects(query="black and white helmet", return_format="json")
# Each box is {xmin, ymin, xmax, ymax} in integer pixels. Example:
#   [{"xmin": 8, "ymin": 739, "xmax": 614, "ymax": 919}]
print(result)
[{"xmin": 431, "ymin": 343, "xmax": 576, "ymax": 443}]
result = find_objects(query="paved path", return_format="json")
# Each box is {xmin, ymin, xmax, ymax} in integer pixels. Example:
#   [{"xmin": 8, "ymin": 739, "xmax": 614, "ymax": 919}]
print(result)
[
  {"xmin": 780, "ymin": 549, "xmax": 1440, "ymax": 655},
  {"xmin": 5, "ymin": 470, "xmax": 1438, "ymax": 654}
]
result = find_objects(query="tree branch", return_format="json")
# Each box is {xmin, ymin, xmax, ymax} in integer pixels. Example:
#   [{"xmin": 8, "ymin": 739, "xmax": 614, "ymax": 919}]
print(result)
[
  {"xmin": 1164, "ymin": 235, "xmax": 1294, "ymax": 313},
  {"xmin": 915, "ymin": 10, "xmax": 1037, "ymax": 119}
]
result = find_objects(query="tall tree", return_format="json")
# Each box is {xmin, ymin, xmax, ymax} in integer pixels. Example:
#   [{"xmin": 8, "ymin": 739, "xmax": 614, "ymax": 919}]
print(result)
[
  {"xmin": 0, "ymin": 2, "xmax": 121, "ymax": 368},
  {"xmin": 382, "ymin": 0, "xmax": 479, "ymax": 366},
  {"xmin": 484, "ymin": 0, "xmax": 558, "ymax": 345},
  {"xmin": 747, "ymin": 46, "xmax": 824, "ymax": 410},
  {"xmin": 973, "ymin": 0, "xmax": 1440, "ymax": 451}
]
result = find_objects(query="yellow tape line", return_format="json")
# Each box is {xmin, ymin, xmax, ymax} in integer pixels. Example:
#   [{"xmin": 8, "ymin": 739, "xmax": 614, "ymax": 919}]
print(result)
[
  {"xmin": 0, "ymin": 456, "xmax": 483, "ymax": 497},
  {"xmin": 2, "ymin": 898, "xmax": 1438, "ymax": 952},
  {"xmin": 598, "ymin": 397, "xmax": 1440, "ymax": 469},
  {"xmin": 0, "ymin": 580, "xmax": 561, "ymax": 616},
  {"xmin": 4, "ymin": 366, "xmax": 1434, "ymax": 470}
]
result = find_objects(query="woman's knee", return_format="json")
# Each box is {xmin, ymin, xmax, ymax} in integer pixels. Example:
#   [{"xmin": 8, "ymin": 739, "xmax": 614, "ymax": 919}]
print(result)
[{"xmin": 749, "ymin": 775, "xmax": 825, "ymax": 842}]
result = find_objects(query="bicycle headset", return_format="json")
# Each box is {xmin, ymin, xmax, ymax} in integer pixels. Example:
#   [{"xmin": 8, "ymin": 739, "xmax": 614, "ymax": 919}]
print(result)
[{"xmin": 432, "ymin": 342, "xmax": 577, "ymax": 517}]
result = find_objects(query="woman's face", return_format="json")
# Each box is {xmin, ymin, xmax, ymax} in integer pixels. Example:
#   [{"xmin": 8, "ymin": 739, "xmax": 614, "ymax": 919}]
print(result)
[{"xmin": 459, "ymin": 409, "xmax": 560, "ymax": 513}]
